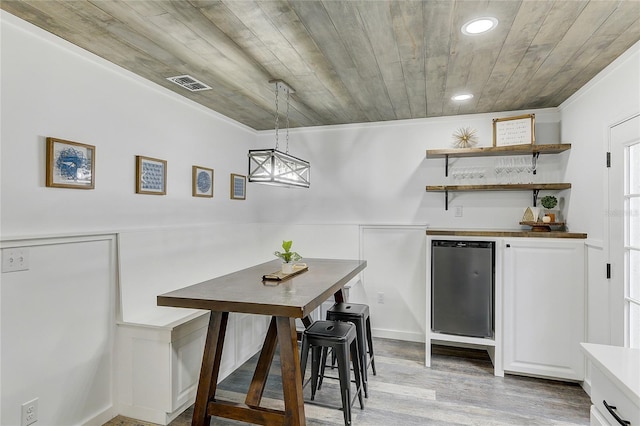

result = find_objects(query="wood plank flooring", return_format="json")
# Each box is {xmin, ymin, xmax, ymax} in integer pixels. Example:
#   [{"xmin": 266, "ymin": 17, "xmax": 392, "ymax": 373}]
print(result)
[{"xmin": 105, "ymin": 338, "xmax": 590, "ymax": 425}]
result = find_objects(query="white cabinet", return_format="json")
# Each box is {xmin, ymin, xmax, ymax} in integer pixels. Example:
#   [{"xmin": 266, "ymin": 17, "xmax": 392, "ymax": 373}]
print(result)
[
  {"xmin": 581, "ymin": 343, "xmax": 640, "ymax": 426},
  {"xmin": 503, "ymin": 239, "xmax": 585, "ymax": 380},
  {"xmin": 116, "ymin": 312, "xmax": 210, "ymax": 425},
  {"xmin": 426, "ymin": 233, "xmax": 586, "ymax": 381},
  {"xmin": 116, "ymin": 312, "xmax": 269, "ymax": 425}
]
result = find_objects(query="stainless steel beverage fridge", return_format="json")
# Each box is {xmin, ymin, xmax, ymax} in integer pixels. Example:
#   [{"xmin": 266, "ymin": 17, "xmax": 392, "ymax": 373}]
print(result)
[{"xmin": 431, "ymin": 240, "xmax": 495, "ymax": 338}]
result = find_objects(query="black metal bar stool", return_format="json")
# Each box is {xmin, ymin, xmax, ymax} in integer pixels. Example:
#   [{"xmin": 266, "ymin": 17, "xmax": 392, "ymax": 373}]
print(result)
[
  {"xmin": 321, "ymin": 303, "xmax": 376, "ymax": 398},
  {"xmin": 300, "ymin": 320, "xmax": 364, "ymax": 426}
]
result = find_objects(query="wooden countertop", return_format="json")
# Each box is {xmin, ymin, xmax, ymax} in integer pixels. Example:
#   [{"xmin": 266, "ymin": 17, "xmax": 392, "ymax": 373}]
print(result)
[{"xmin": 426, "ymin": 229, "xmax": 587, "ymax": 239}]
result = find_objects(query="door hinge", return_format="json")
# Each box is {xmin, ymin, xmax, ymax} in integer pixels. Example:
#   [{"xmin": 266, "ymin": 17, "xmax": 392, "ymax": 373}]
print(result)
[
  {"xmin": 606, "ymin": 263, "xmax": 611, "ymax": 279},
  {"xmin": 606, "ymin": 152, "xmax": 611, "ymax": 168}
]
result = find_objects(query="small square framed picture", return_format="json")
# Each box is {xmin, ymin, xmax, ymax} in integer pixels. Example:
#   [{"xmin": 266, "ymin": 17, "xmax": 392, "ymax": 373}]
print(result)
[
  {"xmin": 192, "ymin": 165, "xmax": 214, "ymax": 198},
  {"xmin": 46, "ymin": 137, "xmax": 95, "ymax": 189},
  {"xmin": 136, "ymin": 155, "xmax": 167, "ymax": 195},
  {"xmin": 230, "ymin": 173, "xmax": 246, "ymax": 200}
]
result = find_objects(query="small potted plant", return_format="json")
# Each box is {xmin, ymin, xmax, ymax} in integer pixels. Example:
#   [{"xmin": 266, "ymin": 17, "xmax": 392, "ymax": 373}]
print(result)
[
  {"xmin": 540, "ymin": 195, "xmax": 558, "ymax": 222},
  {"xmin": 274, "ymin": 240, "xmax": 303, "ymax": 274}
]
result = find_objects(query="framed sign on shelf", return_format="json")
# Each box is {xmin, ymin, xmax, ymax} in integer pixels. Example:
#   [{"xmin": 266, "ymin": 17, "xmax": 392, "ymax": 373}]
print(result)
[
  {"xmin": 46, "ymin": 137, "xmax": 95, "ymax": 189},
  {"xmin": 192, "ymin": 165, "xmax": 214, "ymax": 198},
  {"xmin": 230, "ymin": 173, "xmax": 246, "ymax": 200},
  {"xmin": 136, "ymin": 155, "xmax": 167, "ymax": 195},
  {"xmin": 493, "ymin": 113, "xmax": 535, "ymax": 147}
]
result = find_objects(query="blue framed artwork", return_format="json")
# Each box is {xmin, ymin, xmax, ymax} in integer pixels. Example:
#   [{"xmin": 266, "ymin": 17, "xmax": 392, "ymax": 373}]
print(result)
[
  {"xmin": 230, "ymin": 173, "xmax": 246, "ymax": 200},
  {"xmin": 192, "ymin": 165, "xmax": 214, "ymax": 198},
  {"xmin": 136, "ymin": 155, "xmax": 167, "ymax": 195},
  {"xmin": 46, "ymin": 137, "xmax": 95, "ymax": 189}
]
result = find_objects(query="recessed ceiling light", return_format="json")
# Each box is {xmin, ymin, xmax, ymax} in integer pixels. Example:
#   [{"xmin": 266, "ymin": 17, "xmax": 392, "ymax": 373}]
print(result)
[
  {"xmin": 462, "ymin": 17, "xmax": 498, "ymax": 35},
  {"xmin": 452, "ymin": 93, "xmax": 474, "ymax": 101}
]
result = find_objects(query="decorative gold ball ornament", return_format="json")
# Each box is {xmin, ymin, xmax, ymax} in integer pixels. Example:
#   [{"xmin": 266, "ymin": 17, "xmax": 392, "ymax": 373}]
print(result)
[{"xmin": 452, "ymin": 127, "xmax": 479, "ymax": 148}]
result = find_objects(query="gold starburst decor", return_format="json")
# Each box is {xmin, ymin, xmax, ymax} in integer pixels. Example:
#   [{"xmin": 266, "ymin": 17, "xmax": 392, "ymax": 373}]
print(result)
[{"xmin": 452, "ymin": 127, "xmax": 479, "ymax": 148}]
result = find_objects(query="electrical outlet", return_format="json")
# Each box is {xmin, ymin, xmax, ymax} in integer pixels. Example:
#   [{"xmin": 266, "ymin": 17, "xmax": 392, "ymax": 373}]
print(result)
[
  {"xmin": 2, "ymin": 248, "xmax": 30, "ymax": 272},
  {"xmin": 377, "ymin": 292, "xmax": 384, "ymax": 304},
  {"xmin": 454, "ymin": 206, "xmax": 463, "ymax": 217},
  {"xmin": 21, "ymin": 398, "xmax": 38, "ymax": 426}
]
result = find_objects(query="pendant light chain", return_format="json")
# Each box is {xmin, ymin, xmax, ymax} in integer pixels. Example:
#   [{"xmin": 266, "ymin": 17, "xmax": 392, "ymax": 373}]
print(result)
[
  {"xmin": 274, "ymin": 82, "xmax": 280, "ymax": 151},
  {"xmin": 285, "ymin": 87, "xmax": 290, "ymax": 154}
]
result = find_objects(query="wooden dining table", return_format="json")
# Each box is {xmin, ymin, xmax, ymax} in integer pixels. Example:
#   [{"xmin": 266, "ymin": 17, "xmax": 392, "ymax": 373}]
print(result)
[{"xmin": 157, "ymin": 258, "xmax": 367, "ymax": 426}]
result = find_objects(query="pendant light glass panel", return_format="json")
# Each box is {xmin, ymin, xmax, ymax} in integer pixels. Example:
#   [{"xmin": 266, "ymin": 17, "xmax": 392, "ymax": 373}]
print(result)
[{"xmin": 248, "ymin": 149, "xmax": 310, "ymax": 188}]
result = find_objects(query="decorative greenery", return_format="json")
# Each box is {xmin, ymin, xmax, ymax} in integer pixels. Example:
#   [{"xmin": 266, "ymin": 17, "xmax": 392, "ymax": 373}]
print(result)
[
  {"xmin": 274, "ymin": 240, "xmax": 302, "ymax": 263},
  {"xmin": 452, "ymin": 127, "xmax": 479, "ymax": 148},
  {"xmin": 540, "ymin": 195, "xmax": 558, "ymax": 209}
]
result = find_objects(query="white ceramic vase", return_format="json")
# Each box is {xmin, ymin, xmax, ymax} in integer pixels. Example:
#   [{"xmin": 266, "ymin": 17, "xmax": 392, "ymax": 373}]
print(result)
[{"xmin": 281, "ymin": 262, "xmax": 294, "ymax": 274}]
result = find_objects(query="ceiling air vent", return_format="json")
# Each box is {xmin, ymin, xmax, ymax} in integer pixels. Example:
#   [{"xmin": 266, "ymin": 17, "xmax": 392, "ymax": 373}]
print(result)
[{"xmin": 166, "ymin": 75, "xmax": 211, "ymax": 92}]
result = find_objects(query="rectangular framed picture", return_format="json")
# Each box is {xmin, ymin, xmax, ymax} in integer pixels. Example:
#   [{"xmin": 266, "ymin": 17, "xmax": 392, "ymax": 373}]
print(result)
[
  {"xmin": 136, "ymin": 155, "xmax": 167, "ymax": 195},
  {"xmin": 230, "ymin": 173, "xmax": 246, "ymax": 200},
  {"xmin": 46, "ymin": 137, "xmax": 95, "ymax": 189},
  {"xmin": 192, "ymin": 165, "xmax": 214, "ymax": 198},
  {"xmin": 493, "ymin": 113, "xmax": 535, "ymax": 147}
]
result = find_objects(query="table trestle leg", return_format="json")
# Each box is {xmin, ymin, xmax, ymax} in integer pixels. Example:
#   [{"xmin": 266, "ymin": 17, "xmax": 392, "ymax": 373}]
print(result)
[
  {"xmin": 276, "ymin": 316, "xmax": 307, "ymax": 426},
  {"xmin": 246, "ymin": 317, "xmax": 278, "ymax": 407},
  {"xmin": 192, "ymin": 311, "xmax": 228, "ymax": 426}
]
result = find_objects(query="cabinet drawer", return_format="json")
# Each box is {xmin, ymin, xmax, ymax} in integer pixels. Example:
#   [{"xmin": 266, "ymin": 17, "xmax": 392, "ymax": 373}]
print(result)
[
  {"xmin": 591, "ymin": 405, "xmax": 612, "ymax": 426},
  {"xmin": 591, "ymin": 366, "xmax": 640, "ymax": 425}
]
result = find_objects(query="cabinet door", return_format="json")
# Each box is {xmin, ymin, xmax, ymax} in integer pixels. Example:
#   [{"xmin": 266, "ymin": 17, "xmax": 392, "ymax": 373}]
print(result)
[{"xmin": 503, "ymin": 239, "xmax": 585, "ymax": 380}]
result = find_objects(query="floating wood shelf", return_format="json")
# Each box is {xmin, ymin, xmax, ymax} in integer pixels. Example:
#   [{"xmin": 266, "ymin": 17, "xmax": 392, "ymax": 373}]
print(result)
[
  {"xmin": 426, "ymin": 143, "xmax": 571, "ymax": 159},
  {"xmin": 425, "ymin": 183, "xmax": 571, "ymax": 191},
  {"xmin": 426, "ymin": 144, "xmax": 571, "ymax": 178},
  {"xmin": 425, "ymin": 183, "xmax": 571, "ymax": 210},
  {"xmin": 519, "ymin": 221, "xmax": 566, "ymax": 232}
]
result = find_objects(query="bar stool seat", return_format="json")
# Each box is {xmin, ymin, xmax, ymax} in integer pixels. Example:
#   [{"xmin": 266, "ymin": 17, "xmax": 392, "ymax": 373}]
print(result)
[
  {"xmin": 322, "ymin": 303, "xmax": 376, "ymax": 398},
  {"xmin": 300, "ymin": 320, "xmax": 364, "ymax": 426}
]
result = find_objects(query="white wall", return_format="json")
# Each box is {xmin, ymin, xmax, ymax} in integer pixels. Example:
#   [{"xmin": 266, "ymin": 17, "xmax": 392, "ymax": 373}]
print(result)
[
  {"xmin": 560, "ymin": 41, "xmax": 640, "ymax": 243},
  {"xmin": 559, "ymin": 41, "xmax": 640, "ymax": 347},
  {"xmin": 0, "ymin": 11, "xmax": 258, "ymax": 426},
  {"xmin": 1, "ymin": 235, "xmax": 117, "ymax": 426},
  {"xmin": 118, "ymin": 224, "xmax": 270, "ymax": 325},
  {"xmin": 0, "ymin": 12, "xmax": 259, "ymax": 239},
  {"xmin": 253, "ymin": 109, "xmax": 562, "ymax": 227}
]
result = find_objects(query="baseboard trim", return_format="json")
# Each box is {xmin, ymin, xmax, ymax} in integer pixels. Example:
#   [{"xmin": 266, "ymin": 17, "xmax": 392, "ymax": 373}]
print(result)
[
  {"xmin": 116, "ymin": 401, "xmax": 190, "ymax": 426},
  {"xmin": 82, "ymin": 405, "xmax": 117, "ymax": 426},
  {"xmin": 372, "ymin": 327, "xmax": 425, "ymax": 343}
]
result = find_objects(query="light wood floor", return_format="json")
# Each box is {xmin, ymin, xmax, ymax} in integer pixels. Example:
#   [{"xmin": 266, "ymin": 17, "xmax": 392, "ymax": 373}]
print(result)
[{"xmin": 105, "ymin": 338, "xmax": 591, "ymax": 425}]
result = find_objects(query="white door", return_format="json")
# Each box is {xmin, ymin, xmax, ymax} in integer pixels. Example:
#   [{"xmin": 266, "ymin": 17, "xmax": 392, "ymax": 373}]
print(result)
[{"xmin": 608, "ymin": 114, "xmax": 640, "ymax": 348}]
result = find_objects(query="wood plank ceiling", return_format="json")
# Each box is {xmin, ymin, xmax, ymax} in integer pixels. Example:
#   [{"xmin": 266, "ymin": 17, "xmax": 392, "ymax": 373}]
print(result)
[{"xmin": 2, "ymin": 0, "xmax": 639, "ymax": 130}]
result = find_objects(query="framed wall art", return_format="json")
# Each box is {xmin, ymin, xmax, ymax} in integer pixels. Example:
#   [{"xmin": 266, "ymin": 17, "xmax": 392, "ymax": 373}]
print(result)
[
  {"xmin": 192, "ymin": 165, "xmax": 214, "ymax": 198},
  {"xmin": 230, "ymin": 173, "xmax": 246, "ymax": 200},
  {"xmin": 493, "ymin": 113, "xmax": 535, "ymax": 147},
  {"xmin": 136, "ymin": 155, "xmax": 167, "ymax": 195},
  {"xmin": 46, "ymin": 137, "xmax": 95, "ymax": 189}
]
